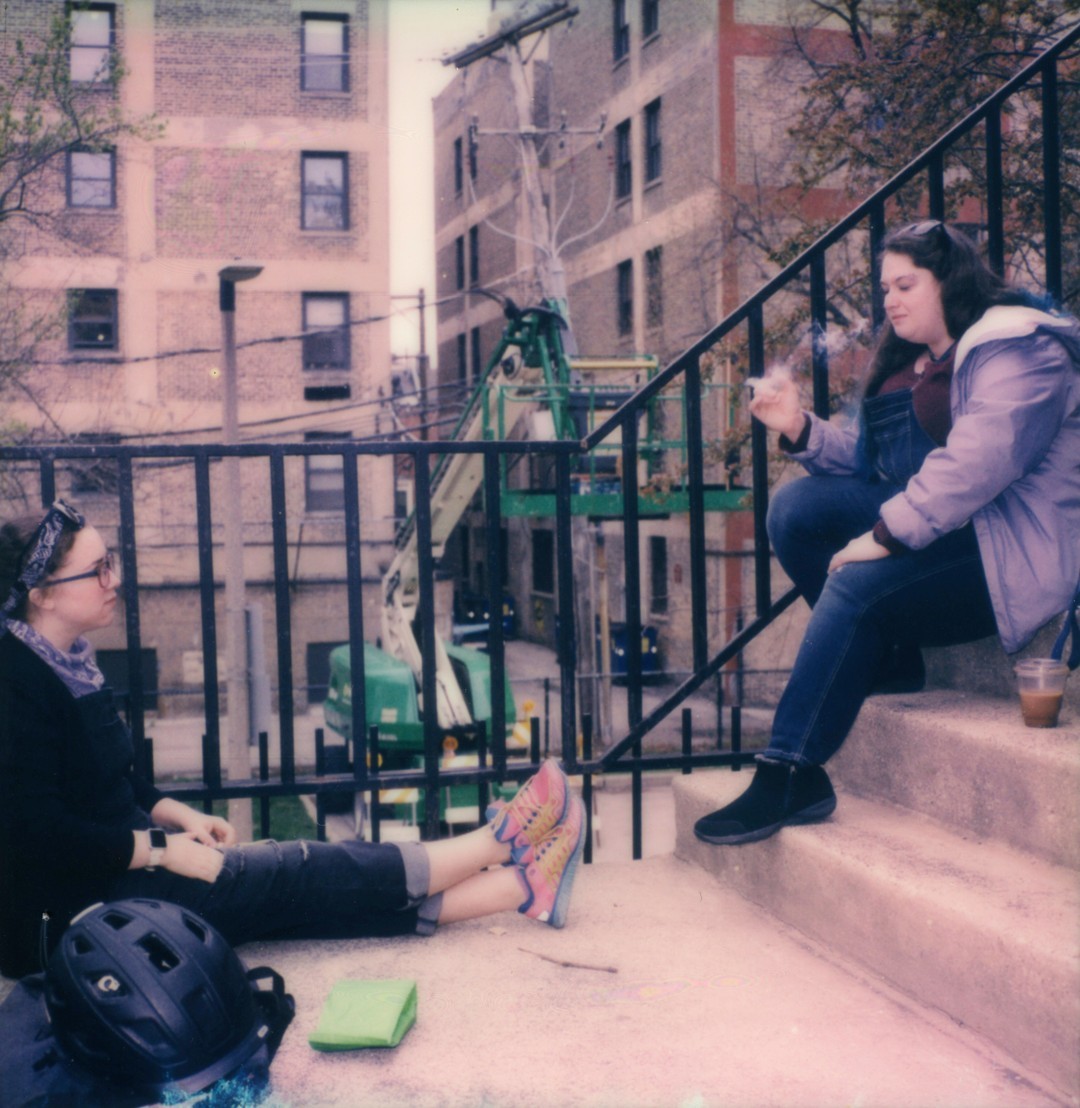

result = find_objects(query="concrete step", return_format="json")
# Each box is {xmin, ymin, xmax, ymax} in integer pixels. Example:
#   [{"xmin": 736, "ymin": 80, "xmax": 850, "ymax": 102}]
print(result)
[
  {"xmin": 833, "ymin": 690, "xmax": 1080, "ymax": 868},
  {"xmin": 925, "ymin": 623, "xmax": 1080, "ymax": 702},
  {"xmin": 675, "ymin": 773, "xmax": 1080, "ymax": 1099}
]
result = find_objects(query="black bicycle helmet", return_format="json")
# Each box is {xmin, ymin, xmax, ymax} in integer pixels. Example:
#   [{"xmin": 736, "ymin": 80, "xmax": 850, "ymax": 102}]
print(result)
[{"xmin": 44, "ymin": 899, "xmax": 292, "ymax": 1103}]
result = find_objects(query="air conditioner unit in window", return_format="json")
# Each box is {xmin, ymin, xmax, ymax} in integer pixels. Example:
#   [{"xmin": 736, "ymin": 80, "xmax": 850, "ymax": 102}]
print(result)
[{"xmin": 304, "ymin": 332, "xmax": 342, "ymax": 369}]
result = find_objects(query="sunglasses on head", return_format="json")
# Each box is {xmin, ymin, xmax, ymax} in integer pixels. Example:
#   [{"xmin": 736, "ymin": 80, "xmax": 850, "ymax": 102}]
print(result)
[
  {"xmin": 900, "ymin": 219, "xmax": 954, "ymax": 250},
  {"xmin": 46, "ymin": 550, "xmax": 119, "ymax": 589}
]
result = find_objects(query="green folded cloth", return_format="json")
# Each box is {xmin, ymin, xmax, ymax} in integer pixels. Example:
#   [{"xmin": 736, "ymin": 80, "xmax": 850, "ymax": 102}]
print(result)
[{"xmin": 308, "ymin": 979, "xmax": 418, "ymax": 1051}]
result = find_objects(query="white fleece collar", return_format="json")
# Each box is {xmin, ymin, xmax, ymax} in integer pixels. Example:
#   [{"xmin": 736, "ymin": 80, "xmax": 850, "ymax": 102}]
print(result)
[{"xmin": 954, "ymin": 304, "xmax": 1070, "ymax": 368}]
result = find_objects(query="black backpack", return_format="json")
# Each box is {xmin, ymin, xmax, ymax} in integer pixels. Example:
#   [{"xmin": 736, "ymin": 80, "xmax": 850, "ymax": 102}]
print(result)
[{"xmin": 0, "ymin": 964, "xmax": 294, "ymax": 1106}]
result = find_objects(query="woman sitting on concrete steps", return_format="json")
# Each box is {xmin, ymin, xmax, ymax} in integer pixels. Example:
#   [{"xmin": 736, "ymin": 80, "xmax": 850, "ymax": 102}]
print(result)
[
  {"xmin": 696, "ymin": 220, "xmax": 1080, "ymax": 846},
  {"xmin": 0, "ymin": 501, "xmax": 585, "ymax": 979}
]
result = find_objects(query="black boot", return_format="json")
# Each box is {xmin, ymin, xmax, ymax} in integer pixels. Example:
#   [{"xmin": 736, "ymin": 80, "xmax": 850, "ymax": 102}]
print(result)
[{"xmin": 693, "ymin": 760, "xmax": 836, "ymax": 845}]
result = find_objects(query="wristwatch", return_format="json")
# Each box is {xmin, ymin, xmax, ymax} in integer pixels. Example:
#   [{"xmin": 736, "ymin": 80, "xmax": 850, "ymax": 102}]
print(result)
[{"xmin": 146, "ymin": 827, "xmax": 167, "ymax": 871}]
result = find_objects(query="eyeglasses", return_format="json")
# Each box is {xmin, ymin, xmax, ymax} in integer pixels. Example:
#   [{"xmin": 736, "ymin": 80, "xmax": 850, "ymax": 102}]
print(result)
[{"xmin": 46, "ymin": 551, "xmax": 119, "ymax": 588}]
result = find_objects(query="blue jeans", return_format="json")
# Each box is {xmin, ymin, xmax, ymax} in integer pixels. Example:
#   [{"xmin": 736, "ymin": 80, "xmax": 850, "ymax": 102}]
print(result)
[
  {"xmin": 762, "ymin": 474, "xmax": 997, "ymax": 767},
  {"xmin": 106, "ymin": 839, "xmax": 442, "ymax": 944}
]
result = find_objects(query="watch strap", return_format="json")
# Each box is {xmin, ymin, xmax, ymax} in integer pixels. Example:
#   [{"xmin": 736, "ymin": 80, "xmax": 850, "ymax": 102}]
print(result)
[{"xmin": 146, "ymin": 827, "xmax": 167, "ymax": 870}]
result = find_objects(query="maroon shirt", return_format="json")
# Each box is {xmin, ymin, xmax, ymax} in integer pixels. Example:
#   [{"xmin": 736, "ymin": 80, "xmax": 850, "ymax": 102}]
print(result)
[{"xmin": 876, "ymin": 345, "xmax": 955, "ymax": 446}]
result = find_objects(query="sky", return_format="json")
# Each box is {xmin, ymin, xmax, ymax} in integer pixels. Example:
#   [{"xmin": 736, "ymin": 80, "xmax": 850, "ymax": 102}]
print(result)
[{"xmin": 387, "ymin": 0, "xmax": 492, "ymax": 356}]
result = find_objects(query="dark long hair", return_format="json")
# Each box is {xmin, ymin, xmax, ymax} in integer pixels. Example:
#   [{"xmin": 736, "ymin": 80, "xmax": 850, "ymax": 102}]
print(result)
[
  {"xmin": 0, "ymin": 515, "xmax": 79, "ymax": 621},
  {"xmin": 865, "ymin": 221, "xmax": 1032, "ymax": 396}
]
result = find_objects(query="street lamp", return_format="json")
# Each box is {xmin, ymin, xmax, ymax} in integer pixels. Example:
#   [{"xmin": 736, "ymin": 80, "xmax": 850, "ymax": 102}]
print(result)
[{"xmin": 219, "ymin": 263, "xmax": 263, "ymax": 841}]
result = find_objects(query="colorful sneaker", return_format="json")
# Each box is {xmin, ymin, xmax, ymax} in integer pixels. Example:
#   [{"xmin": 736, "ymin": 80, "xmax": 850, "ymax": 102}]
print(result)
[
  {"xmin": 487, "ymin": 759, "xmax": 569, "ymax": 861},
  {"xmin": 516, "ymin": 796, "xmax": 586, "ymax": 928}
]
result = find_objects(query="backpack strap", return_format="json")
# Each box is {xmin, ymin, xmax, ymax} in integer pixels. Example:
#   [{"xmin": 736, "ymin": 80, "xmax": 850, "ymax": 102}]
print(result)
[
  {"xmin": 246, "ymin": 966, "xmax": 296, "ymax": 1060},
  {"xmin": 1050, "ymin": 583, "xmax": 1080, "ymax": 670}
]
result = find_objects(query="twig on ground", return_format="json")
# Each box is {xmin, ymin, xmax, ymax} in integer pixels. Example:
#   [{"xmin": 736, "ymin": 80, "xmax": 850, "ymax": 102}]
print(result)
[{"xmin": 517, "ymin": 947, "xmax": 618, "ymax": 973}]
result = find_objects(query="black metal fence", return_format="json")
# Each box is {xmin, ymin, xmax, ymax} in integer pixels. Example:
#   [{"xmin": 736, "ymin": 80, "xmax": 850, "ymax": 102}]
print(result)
[{"xmin": 1, "ymin": 24, "xmax": 1074, "ymax": 859}]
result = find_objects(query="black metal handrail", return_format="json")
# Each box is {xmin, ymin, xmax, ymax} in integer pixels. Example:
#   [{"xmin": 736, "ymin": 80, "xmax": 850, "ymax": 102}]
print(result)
[{"xmin": 586, "ymin": 20, "xmax": 1078, "ymax": 772}]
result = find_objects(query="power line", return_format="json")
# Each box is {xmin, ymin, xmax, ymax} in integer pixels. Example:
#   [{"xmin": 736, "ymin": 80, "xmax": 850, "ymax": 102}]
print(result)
[{"xmin": 25, "ymin": 287, "xmax": 480, "ymax": 369}]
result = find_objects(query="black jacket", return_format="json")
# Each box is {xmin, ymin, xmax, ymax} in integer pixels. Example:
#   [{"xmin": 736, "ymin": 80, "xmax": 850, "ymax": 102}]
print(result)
[{"xmin": 0, "ymin": 634, "xmax": 163, "ymax": 977}]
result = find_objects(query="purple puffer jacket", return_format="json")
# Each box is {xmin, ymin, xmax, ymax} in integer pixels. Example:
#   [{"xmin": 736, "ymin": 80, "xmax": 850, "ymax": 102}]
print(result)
[{"xmin": 790, "ymin": 306, "xmax": 1080, "ymax": 653}]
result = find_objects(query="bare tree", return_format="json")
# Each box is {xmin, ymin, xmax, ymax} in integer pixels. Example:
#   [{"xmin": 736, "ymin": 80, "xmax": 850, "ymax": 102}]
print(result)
[{"xmin": 695, "ymin": 0, "xmax": 1078, "ymax": 479}]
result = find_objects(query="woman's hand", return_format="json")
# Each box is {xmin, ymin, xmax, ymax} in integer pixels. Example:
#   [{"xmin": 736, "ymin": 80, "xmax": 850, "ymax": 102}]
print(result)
[
  {"xmin": 162, "ymin": 833, "xmax": 226, "ymax": 884},
  {"xmin": 151, "ymin": 797, "xmax": 238, "ymax": 846},
  {"xmin": 131, "ymin": 828, "xmax": 225, "ymax": 883},
  {"xmin": 748, "ymin": 375, "xmax": 806, "ymax": 441},
  {"xmin": 828, "ymin": 531, "xmax": 891, "ymax": 573},
  {"xmin": 178, "ymin": 812, "xmax": 237, "ymax": 847}
]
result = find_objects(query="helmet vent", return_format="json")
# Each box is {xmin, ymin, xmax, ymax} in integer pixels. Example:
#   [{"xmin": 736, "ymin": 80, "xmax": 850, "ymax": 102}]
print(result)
[
  {"xmin": 72, "ymin": 934, "xmax": 93, "ymax": 954},
  {"xmin": 102, "ymin": 910, "xmax": 133, "ymax": 930},
  {"xmin": 137, "ymin": 934, "xmax": 180, "ymax": 973},
  {"xmin": 126, "ymin": 1017, "xmax": 171, "ymax": 1054},
  {"xmin": 182, "ymin": 915, "xmax": 209, "ymax": 943}
]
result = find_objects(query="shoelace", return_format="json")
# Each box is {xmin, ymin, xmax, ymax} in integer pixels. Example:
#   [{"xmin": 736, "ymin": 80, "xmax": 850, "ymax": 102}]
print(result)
[{"xmin": 532, "ymin": 811, "xmax": 580, "ymax": 881}]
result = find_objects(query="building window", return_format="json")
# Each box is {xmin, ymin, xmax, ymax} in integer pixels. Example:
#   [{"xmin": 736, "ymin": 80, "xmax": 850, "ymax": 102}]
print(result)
[
  {"xmin": 305, "ymin": 642, "xmax": 339, "ymax": 706},
  {"xmin": 454, "ymin": 137, "xmax": 464, "ymax": 194},
  {"xmin": 301, "ymin": 152, "xmax": 348, "ymax": 230},
  {"xmin": 394, "ymin": 485, "xmax": 410, "ymax": 523},
  {"xmin": 644, "ymin": 98, "xmax": 662, "ymax": 182},
  {"xmin": 69, "ymin": 3, "xmax": 114, "ymax": 84},
  {"xmin": 302, "ymin": 293, "xmax": 350, "ymax": 371},
  {"xmin": 457, "ymin": 332, "xmax": 467, "ymax": 384},
  {"xmin": 67, "ymin": 148, "xmax": 115, "ymax": 208},
  {"xmin": 649, "ymin": 535, "xmax": 668, "ymax": 615},
  {"xmin": 468, "ymin": 225, "xmax": 479, "ymax": 286},
  {"xmin": 642, "ymin": 0, "xmax": 659, "ymax": 38},
  {"xmin": 615, "ymin": 119, "xmax": 631, "ymax": 200},
  {"xmin": 613, "ymin": 0, "xmax": 629, "ymax": 62},
  {"xmin": 617, "ymin": 260, "xmax": 633, "ymax": 336},
  {"xmin": 471, "ymin": 325, "xmax": 482, "ymax": 381},
  {"xmin": 645, "ymin": 246, "xmax": 663, "ymax": 328},
  {"xmin": 532, "ymin": 529, "xmax": 555, "ymax": 594},
  {"xmin": 304, "ymin": 431, "xmax": 351, "ymax": 512},
  {"xmin": 68, "ymin": 289, "xmax": 117, "ymax": 350},
  {"xmin": 455, "ymin": 235, "xmax": 465, "ymax": 290},
  {"xmin": 301, "ymin": 13, "xmax": 349, "ymax": 92}
]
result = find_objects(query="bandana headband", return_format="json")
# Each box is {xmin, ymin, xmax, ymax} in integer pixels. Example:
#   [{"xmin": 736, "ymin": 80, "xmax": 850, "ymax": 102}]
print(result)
[{"xmin": 0, "ymin": 500, "xmax": 85, "ymax": 628}]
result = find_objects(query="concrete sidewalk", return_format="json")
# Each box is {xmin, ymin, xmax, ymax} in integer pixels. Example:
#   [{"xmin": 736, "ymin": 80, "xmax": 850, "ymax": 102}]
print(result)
[{"xmin": 244, "ymin": 851, "xmax": 1067, "ymax": 1108}]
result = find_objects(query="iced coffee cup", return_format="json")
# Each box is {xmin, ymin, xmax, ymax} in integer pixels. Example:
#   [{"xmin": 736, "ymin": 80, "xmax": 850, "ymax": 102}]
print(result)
[{"xmin": 1013, "ymin": 659, "xmax": 1069, "ymax": 728}]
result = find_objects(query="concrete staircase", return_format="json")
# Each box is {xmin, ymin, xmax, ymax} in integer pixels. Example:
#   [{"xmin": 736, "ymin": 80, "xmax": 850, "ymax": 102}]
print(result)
[{"xmin": 674, "ymin": 635, "xmax": 1080, "ymax": 1101}]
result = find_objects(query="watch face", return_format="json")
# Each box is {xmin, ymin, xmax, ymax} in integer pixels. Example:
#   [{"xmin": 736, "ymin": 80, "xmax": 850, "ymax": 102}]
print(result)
[{"xmin": 149, "ymin": 828, "xmax": 167, "ymax": 850}]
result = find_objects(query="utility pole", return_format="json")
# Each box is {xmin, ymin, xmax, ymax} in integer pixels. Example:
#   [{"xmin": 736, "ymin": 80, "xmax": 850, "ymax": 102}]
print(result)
[
  {"xmin": 444, "ymin": 1, "xmax": 602, "ymax": 326},
  {"xmin": 445, "ymin": 0, "xmax": 615, "ymax": 745},
  {"xmin": 218, "ymin": 263, "xmax": 263, "ymax": 842}
]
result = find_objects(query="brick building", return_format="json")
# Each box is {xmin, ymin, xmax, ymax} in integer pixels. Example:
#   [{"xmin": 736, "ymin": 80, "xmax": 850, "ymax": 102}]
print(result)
[
  {"xmin": 432, "ymin": 0, "xmax": 838, "ymax": 686},
  {"xmin": 1, "ymin": 0, "xmax": 394, "ymax": 714}
]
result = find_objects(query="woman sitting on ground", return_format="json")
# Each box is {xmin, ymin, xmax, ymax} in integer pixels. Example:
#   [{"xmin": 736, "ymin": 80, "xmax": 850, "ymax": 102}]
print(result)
[
  {"xmin": 0, "ymin": 500, "xmax": 585, "ymax": 980},
  {"xmin": 696, "ymin": 219, "xmax": 1080, "ymax": 846}
]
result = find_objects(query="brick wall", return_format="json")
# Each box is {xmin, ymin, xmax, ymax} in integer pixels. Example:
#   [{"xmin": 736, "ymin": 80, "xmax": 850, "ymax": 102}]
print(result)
[
  {"xmin": 156, "ymin": 146, "xmax": 367, "ymax": 260},
  {"xmin": 154, "ymin": 0, "xmax": 368, "ymax": 120}
]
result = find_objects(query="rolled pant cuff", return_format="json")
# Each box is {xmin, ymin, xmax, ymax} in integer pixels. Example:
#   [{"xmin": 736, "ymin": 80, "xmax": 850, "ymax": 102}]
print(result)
[
  {"xmin": 396, "ymin": 840, "xmax": 431, "ymax": 905},
  {"xmin": 415, "ymin": 893, "xmax": 442, "ymax": 936}
]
